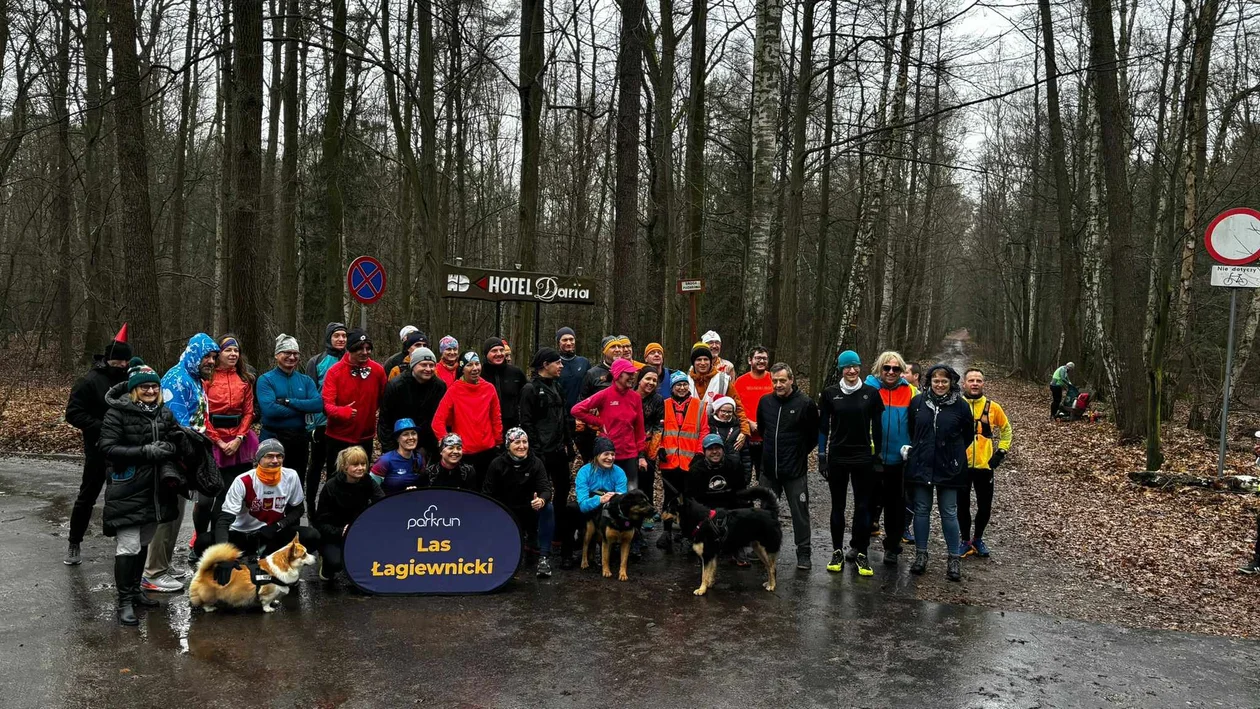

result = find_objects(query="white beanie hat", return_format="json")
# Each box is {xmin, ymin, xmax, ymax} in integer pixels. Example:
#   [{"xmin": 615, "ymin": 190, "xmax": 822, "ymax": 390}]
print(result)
[
  {"xmin": 399, "ymin": 325, "xmax": 419, "ymax": 342},
  {"xmin": 701, "ymin": 330, "xmax": 721, "ymax": 344}
]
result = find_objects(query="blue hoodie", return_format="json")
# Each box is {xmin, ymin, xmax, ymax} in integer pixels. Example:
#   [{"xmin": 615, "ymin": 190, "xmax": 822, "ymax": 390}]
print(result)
[
  {"xmin": 864, "ymin": 374, "xmax": 917, "ymax": 465},
  {"xmin": 161, "ymin": 333, "xmax": 220, "ymax": 429},
  {"xmin": 574, "ymin": 461, "xmax": 628, "ymax": 513}
]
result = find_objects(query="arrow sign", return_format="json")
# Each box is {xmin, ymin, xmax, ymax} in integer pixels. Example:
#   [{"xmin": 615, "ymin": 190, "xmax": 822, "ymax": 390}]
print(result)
[{"xmin": 347, "ymin": 256, "xmax": 387, "ymax": 305}]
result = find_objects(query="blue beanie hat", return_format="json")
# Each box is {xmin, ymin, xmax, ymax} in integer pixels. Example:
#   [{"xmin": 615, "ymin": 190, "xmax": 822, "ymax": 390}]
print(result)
[
  {"xmin": 669, "ymin": 371, "xmax": 690, "ymax": 389},
  {"xmin": 836, "ymin": 350, "xmax": 861, "ymax": 370}
]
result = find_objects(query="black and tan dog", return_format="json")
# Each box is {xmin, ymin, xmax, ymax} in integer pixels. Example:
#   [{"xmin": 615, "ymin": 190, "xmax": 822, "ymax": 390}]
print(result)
[
  {"xmin": 580, "ymin": 489, "xmax": 656, "ymax": 581},
  {"xmin": 669, "ymin": 487, "xmax": 782, "ymax": 595}
]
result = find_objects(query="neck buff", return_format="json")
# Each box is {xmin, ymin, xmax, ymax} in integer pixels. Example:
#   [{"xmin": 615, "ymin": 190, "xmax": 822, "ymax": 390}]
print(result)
[
  {"xmin": 839, "ymin": 378, "xmax": 862, "ymax": 395},
  {"xmin": 256, "ymin": 464, "xmax": 282, "ymax": 487}
]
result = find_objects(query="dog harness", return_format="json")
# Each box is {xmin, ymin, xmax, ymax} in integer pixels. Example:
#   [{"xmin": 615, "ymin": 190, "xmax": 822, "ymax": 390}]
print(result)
[
  {"xmin": 212, "ymin": 559, "xmax": 290, "ymax": 599},
  {"xmin": 689, "ymin": 509, "xmax": 727, "ymax": 543},
  {"xmin": 601, "ymin": 506, "xmax": 635, "ymax": 531}
]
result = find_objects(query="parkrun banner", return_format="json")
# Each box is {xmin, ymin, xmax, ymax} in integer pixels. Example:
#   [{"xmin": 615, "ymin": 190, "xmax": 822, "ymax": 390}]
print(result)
[
  {"xmin": 344, "ymin": 489, "xmax": 522, "ymax": 594},
  {"xmin": 441, "ymin": 263, "xmax": 596, "ymax": 305}
]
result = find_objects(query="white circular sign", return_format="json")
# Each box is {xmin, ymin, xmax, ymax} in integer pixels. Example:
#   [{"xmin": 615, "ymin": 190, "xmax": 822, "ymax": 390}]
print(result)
[{"xmin": 1205, "ymin": 208, "xmax": 1260, "ymax": 265}]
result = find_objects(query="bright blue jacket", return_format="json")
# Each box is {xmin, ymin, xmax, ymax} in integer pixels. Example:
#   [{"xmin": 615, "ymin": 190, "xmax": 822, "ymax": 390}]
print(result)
[
  {"xmin": 574, "ymin": 462, "xmax": 628, "ymax": 513},
  {"xmin": 864, "ymin": 374, "xmax": 917, "ymax": 465},
  {"xmin": 257, "ymin": 366, "xmax": 324, "ymax": 435},
  {"xmin": 161, "ymin": 333, "xmax": 219, "ymax": 429}
]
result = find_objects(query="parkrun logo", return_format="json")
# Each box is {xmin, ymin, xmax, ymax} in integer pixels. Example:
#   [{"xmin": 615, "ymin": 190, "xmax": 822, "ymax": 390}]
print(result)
[{"xmin": 406, "ymin": 505, "xmax": 461, "ymax": 530}]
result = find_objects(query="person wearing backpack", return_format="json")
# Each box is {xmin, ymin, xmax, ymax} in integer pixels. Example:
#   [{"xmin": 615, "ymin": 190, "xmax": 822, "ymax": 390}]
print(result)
[{"xmin": 957, "ymin": 368, "xmax": 1012, "ymax": 559}]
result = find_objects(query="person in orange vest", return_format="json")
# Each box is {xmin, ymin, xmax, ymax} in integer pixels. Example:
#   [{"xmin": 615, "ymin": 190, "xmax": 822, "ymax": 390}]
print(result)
[
  {"xmin": 656, "ymin": 371, "xmax": 709, "ymax": 553},
  {"xmin": 734, "ymin": 346, "xmax": 774, "ymax": 480}
]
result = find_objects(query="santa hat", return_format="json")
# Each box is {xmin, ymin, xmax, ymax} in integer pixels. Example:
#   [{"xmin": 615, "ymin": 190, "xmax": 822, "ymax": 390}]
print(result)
[{"xmin": 105, "ymin": 323, "xmax": 132, "ymax": 362}]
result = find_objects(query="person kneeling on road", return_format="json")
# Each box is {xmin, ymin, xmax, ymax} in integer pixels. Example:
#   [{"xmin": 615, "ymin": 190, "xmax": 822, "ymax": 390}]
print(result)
[
  {"xmin": 313, "ymin": 446, "xmax": 382, "ymax": 582},
  {"xmin": 426, "ymin": 433, "xmax": 479, "ymax": 489},
  {"xmin": 215, "ymin": 438, "xmax": 321, "ymax": 559},
  {"xmin": 565, "ymin": 437, "xmax": 628, "ymax": 569},
  {"xmin": 483, "ymin": 428, "xmax": 556, "ymax": 578},
  {"xmin": 687, "ymin": 434, "xmax": 751, "ymax": 566}
]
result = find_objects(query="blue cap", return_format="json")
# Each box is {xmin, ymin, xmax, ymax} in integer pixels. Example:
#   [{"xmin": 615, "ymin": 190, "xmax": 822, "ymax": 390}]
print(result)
[
  {"xmin": 393, "ymin": 418, "xmax": 418, "ymax": 434},
  {"xmin": 702, "ymin": 434, "xmax": 724, "ymax": 450},
  {"xmin": 670, "ymin": 371, "xmax": 690, "ymax": 389},
  {"xmin": 836, "ymin": 350, "xmax": 861, "ymax": 370}
]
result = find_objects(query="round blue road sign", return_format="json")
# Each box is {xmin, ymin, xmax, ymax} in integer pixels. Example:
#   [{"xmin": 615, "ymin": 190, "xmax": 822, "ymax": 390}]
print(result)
[{"xmin": 347, "ymin": 256, "xmax": 387, "ymax": 305}]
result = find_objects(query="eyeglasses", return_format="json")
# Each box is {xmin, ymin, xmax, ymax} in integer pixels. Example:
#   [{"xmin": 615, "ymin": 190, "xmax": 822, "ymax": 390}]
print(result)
[
  {"xmin": 278, "ymin": 351, "xmax": 299, "ymax": 357},
  {"xmin": 136, "ymin": 384, "xmax": 160, "ymax": 391},
  {"xmin": 882, "ymin": 365, "xmax": 902, "ymax": 372}
]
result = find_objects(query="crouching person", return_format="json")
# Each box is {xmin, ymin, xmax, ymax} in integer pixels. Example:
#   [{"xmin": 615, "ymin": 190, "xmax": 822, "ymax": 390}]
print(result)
[
  {"xmin": 567, "ymin": 437, "xmax": 627, "ymax": 569},
  {"xmin": 482, "ymin": 428, "xmax": 556, "ymax": 578},
  {"xmin": 99, "ymin": 359, "xmax": 186, "ymax": 626},
  {"xmin": 313, "ymin": 446, "xmax": 382, "ymax": 582},
  {"xmin": 214, "ymin": 438, "xmax": 320, "ymax": 560}
]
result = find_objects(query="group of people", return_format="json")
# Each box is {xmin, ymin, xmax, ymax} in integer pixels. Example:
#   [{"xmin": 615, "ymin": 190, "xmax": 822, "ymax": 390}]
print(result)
[{"xmin": 64, "ymin": 322, "xmax": 1014, "ymax": 626}]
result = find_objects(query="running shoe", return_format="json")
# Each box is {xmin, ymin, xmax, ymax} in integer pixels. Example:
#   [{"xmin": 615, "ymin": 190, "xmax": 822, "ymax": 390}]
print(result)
[
  {"xmin": 959, "ymin": 539, "xmax": 974, "ymax": 557},
  {"xmin": 141, "ymin": 574, "xmax": 184, "ymax": 592},
  {"xmin": 826, "ymin": 550, "xmax": 844, "ymax": 573},
  {"xmin": 946, "ymin": 555, "xmax": 961, "ymax": 582},
  {"xmin": 902, "ymin": 528, "xmax": 915, "ymax": 545},
  {"xmin": 855, "ymin": 553, "xmax": 873, "ymax": 576},
  {"xmin": 64, "ymin": 542, "xmax": 82, "ymax": 566},
  {"xmin": 844, "ymin": 546, "xmax": 859, "ymax": 561},
  {"xmin": 1238, "ymin": 559, "xmax": 1260, "ymax": 575},
  {"xmin": 971, "ymin": 538, "xmax": 991, "ymax": 557}
]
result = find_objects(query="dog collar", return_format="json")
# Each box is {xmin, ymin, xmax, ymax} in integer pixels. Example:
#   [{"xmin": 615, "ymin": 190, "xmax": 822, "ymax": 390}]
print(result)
[{"xmin": 690, "ymin": 509, "xmax": 716, "ymax": 538}]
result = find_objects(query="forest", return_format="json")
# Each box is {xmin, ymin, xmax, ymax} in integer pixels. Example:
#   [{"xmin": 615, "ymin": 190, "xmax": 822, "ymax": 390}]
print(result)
[{"xmin": 0, "ymin": 0, "xmax": 1256, "ymax": 469}]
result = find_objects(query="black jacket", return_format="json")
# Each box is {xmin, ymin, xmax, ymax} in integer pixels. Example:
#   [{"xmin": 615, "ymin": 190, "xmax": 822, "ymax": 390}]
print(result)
[
  {"xmin": 65, "ymin": 358, "xmax": 127, "ymax": 445},
  {"xmin": 685, "ymin": 451, "xmax": 748, "ymax": 509},
  {"xmin": 707, "ymin": 413, "xmax": 751, "ymax": 478},
  {"xmin": 579, "ymin": 361, "xmax": 613, "ymax": 402},
  {"xmin": 377, "ymin": 372, "xmax": 447, "ymax": 454},
  {"xmin": 313, "ymin": 471, "xmax": 384, "ymax": 542},
  {"xmin": 906, "ymin": 366, "xmax": 971, "ymax": 489},
  {"xmin": 98, "ymin": 383, "xmax": 185, "ymax": 536},
  {"xmin": 426, "ymin": 461, "xmax": 479, "ymax": 490},
  {"xmin": 519, "ymin": 375, "xmax": 569, "ymax": 454},
  {"xmin": 642, "ymin": 392, "xmax": 665, "ymax": 436},
  {"xmin": 481, "ymin": 360, "xmax": 529, "ymax": 432},
  {"xmin": 756, "ymin": 387, "xmax": 819, "ymax": 481},
  {"xmin": 818, "ymin": 383, "xmax": 884, "ymax": 465},
  {"xmin": 482, "ymin": 451, "xmax": 553, "ymax": 509}
]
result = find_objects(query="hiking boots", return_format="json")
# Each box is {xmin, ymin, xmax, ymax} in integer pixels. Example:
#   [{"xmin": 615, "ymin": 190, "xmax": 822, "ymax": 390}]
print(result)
[
  {"xmin": 826, "ymin": 550, "xmax": 844, "ymax": 573},
  {"xmin": 796, "ymin": 549, "xmax": 812, "ymax": 570},
  {"xmin": 536, "ymin": 555, "xmax": 553, "ymax": 578},
  {"xmin": 910, "ymin": 550, "xmax": 929, "ymax": 575},
  {"xmin": 844, "ymin": 546, "xmax": 859, "ymax": 561},
  {"xmin": 946, "ymin": 555, "xmax": 962, "ymax": 582},
  {"xmin": 64, "ymin": 542, "xmax": 82, "ymax": 566},
  {"xmin": 855, "ymin": 553, "xmax": 874, "ymax": 576},
  {"xmin": 883, "ymin": 550, "xmax": 900, "ymax": 566}
]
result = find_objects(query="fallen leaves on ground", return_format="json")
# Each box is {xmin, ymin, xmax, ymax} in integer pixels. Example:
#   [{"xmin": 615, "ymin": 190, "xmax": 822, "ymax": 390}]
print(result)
[
  {"xmin": 917, "ymin": 365, "xmax": 1260, "ymax": 638},
  {"xmin": 0, "ymin": 365, "xmax": 80, "ymax": 455}
]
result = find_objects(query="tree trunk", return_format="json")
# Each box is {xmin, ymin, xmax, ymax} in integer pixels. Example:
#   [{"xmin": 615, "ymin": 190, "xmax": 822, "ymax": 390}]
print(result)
[
  {"xmin": 809, "ymin": 0, "xmax": 837, "ymax": 382},
  {"xmin": 104, "ymin": 0, "xmax": 165, "ymax": 358},
  {"xmin": 276, "ymin": 0, "xmax": 299, "ymax": 333},
  {"xmin": 740, "ymin": 0, "xmax": 784, "ymax": 355},
  {"xmin": 418, "ymin": 0, "xmax": 443, "ymax": 334},
  {"xmin": 650, "ymin": 0, "xmax": 677, "ymax": 347},
  {"xmin": 516, "ymin": 0, "xmax": 545, "ymax": 346},
  {"xmin": 81, "ymin": 0, "xmax": 109, "ymax": 359},
  {"xmin": 53, "ymin": 0, "xmax": 74, "ymax": 371},
  {"xmin": 612, "ymin": 0, "xmax": 646, "ymax": 332},
  {"xmin": 681, "ymin": 0, "xmax": 707, "ymax": 349},
  {"xmin": 776, "ymin": 0, "xmax": 816, "ymax": 360},
  {"xmin": 319, "ymin": 0, "xmax": 348, "ymax": 324},
  {"xmin": 228, "ymin": 0, "xmax": 266, "ymax": 364}
]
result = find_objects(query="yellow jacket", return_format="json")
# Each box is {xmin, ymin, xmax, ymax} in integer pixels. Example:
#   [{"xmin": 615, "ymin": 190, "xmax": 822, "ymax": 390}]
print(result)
[{"xmin": 964, "ymin": 395, "xmax": 1011, "ymax": 470}]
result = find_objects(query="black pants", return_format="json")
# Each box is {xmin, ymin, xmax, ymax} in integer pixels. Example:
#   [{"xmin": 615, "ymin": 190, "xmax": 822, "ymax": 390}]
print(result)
[
  {"xmin": 194, "ymin": 463, "xmax": 252, "ymax": 554},
  {"xmin": 228, "ymin": 525, "xmax": 321, "ymax": 558},
  {"xmin": 321, "ymin": 539, "xmax": 345, "ymax": 575},
  {"xmin": 307, "ymin": 426, "xmax": 330, "ymax": 515},
  {"xmin": 1050, "ymin": 385, "xmax": 1063, "ymax": 418},
  {"xmin": 69, "ymin": 436, "xmax": 106, "ymax": 544},
  {"xmin": 463, "ymin": 449, "xmax": 498, "ymax": 490},
  {"xmin": 876, "ymin": 463, "xmax": 906, "ymax": 553},
  {"xmin": 542, "ymin": 449, "xmax": 572, "ymax": 551},
  {"xmin": 324, "ymin": 436, "xmax": 374, "ymax": 499},
  {"xmin": 748, "ymin": 442, "xmax": 763, "ymax": 481},
  {"xmin": 615, "ymin": 458, "xmax": 643, "ymax": 491},
  {"xmin": 827, "ymin": 460, "xmax": 874, "ymax": 552},
  {"xmin": 265, "ymin": 428, "xmax": 310, "ymax": 504},
  {"xmin": 958, "ymin": 467, "xmax": 995, "ymax": 542},
  {"xmin": 575, "ymin": 429, "xmax": 595, "ymax": 463}
]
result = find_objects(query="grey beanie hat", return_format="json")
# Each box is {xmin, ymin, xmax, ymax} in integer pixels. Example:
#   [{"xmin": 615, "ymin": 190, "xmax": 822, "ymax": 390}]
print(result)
[
  {"xmin": 412, "ymin": 346, "xmax": 437, "ymax": 365},
  {"xmin": 274, "ymin": 333, "xmax": 300, "ymax": 355},
  {"xmin": 255, "ymin": 437, "xmax": 285, "ymax": 463}
]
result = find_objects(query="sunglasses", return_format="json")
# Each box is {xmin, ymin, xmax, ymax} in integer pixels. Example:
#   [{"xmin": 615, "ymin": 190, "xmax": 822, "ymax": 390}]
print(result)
[{"xmin": 882, "ymin": 365, "xmax": 902, "ymax": 372}]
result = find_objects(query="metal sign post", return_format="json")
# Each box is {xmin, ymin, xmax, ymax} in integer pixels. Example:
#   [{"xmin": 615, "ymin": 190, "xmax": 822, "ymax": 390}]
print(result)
[{"xmin": 1204, "ymin": 208, "xmax": 1260, "ymax": 478}]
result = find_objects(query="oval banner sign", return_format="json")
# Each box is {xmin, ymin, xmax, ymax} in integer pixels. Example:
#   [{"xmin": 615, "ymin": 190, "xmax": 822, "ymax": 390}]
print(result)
[{"xmin": 344, "ymin": 488, "xmax": 522, "ymax": 595}]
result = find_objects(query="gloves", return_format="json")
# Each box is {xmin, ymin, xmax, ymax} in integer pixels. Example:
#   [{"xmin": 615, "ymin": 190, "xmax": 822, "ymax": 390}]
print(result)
[
  {"xmin": 656, "ymin": 448, "xmax": 667, "ymax": 464},
  {"xmin": 900, "ymin": 445, "xmax": 912, "ymax": 462},
  {"xmin": 142, "ymin": 441, "xmax": 176, "ymax": 461},
  {"xmin": 990, "ymin": 449, "xmax": 1006, "ymax": 469},
  {"xmin": 817, "ymin": 454, "xmax": 828, "ymax": 480}
]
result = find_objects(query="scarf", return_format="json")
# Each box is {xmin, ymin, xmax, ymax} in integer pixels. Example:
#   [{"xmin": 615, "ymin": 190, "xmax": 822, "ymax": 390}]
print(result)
[
  {"xmin": 351, "ymin": 363, "xmax": 372, "ymax": 379},
  {"xmin": 256, "ymin": 464, "xmax": 282, "ymax": 487},
  {"xmin": 928, "ymin": 388, "xmax": 959, "ymax": 407},
  {"xmin": 839, "ymin": 378, "xmax": 862, "ymax": 395}
]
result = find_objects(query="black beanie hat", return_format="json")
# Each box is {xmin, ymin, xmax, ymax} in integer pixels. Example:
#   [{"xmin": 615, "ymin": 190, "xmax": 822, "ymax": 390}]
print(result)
[
  {"xmin": 531, "ymin": 347, "xmax": 562, "ymax": 370},
  {"xmin": 593, "ymin": 436, "xmax": 616, "ymax": 457},
  {"xmin": 346, "ymin": 329, "xmax": 371, "ymax": 352},
  {"xmin": 690, "ymin": 344, "xmax": 713, "ymax": 364},
  {"xmin": 482, "ymin": 336, "xmax": 505, "ymax": 359}
]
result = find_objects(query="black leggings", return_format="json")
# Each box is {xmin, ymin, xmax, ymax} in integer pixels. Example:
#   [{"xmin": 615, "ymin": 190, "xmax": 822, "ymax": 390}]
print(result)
[
  {"xmin": 228, "ymin": 525, "xmax": 321, "ymax": 558},
  {"xmin": 958, "ymin": 468, "xmax": 995, "ymax": 542},
  {"xmin": 1050, "ymin": 385, "xmax": 1064, "ymax": 418},
  {"xmin": 194, "ymin": 464, "xmax": 251, "ymax": 554},
  {"xmin": 827, "ymin": 461, "xmax": 874, "ymax": 552},
  {"xmin": 321, "ymin": 540, "xmax": 345, "ymax": 575}
]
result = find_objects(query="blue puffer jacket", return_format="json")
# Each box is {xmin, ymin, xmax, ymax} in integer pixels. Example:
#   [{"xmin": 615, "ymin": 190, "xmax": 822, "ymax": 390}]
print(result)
[
  {"xmin": 257, "ymin": 366, "xmax": 325, "ymax": 435},
  {"xmin": 905, "ymin": 365, "xmax": 971, "ymax": 489},
  {"xmin": 865, "ymin": 374, "xmax": 917, "ymax": 465},
  {"xmin": 574, "ymin": 462, "xmax": 627, "ymax": 514}
]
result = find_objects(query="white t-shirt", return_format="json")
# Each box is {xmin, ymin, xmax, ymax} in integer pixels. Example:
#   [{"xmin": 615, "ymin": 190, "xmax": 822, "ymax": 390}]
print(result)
[{"xmin": 221, "ymin": 467, "xmax": 305, "ymax": 533}]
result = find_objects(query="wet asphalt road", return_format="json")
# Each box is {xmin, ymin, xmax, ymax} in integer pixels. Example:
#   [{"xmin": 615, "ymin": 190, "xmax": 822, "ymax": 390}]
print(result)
[{"xmin": 2, "ymin": 457, "xmax": 1258, "ymax": 708}]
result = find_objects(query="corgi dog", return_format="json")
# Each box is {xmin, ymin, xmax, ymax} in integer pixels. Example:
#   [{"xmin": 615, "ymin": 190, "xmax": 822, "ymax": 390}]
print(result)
[{"xmin": 188, "ymin": 535, "xmax": 315, "ymax": 613}]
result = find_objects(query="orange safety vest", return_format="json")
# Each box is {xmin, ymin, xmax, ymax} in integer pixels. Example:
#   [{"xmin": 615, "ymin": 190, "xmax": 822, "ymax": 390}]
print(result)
[{"xmin": 661, "ymin": 398, "xmax": 705, "ymax": 471}]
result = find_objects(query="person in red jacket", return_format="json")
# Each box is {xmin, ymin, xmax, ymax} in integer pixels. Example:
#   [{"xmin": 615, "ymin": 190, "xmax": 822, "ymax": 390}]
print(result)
[
  {"xmin": 571, "ymin": 358, "xmax": 646, "ymax": 487},
  {"xmin": 321, "ymin": 329, "xmax": 387, "ymax": 497},
  {"xmin": 432, "ymin": 351, "xmax": 503, "ymax": 487}
]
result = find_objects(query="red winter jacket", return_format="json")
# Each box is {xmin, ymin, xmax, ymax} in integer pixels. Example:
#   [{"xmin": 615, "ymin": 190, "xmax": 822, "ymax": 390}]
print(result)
[
  {"xmin": 572, "ymin": 384, "xmax": 646, "ymax": 460},
  {"xmin": 322, "ymin": 354, "xmax": 387, "ymax": 444},
  {"xmin": 432, "ymin": 378, "xmax": 503, "ymax": 455}
]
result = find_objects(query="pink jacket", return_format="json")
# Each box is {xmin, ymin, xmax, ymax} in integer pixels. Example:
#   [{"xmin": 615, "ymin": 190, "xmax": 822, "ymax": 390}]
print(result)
[{"xmin": 572, "ymin": 384, "xmax": 646, "ymax": 460}]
